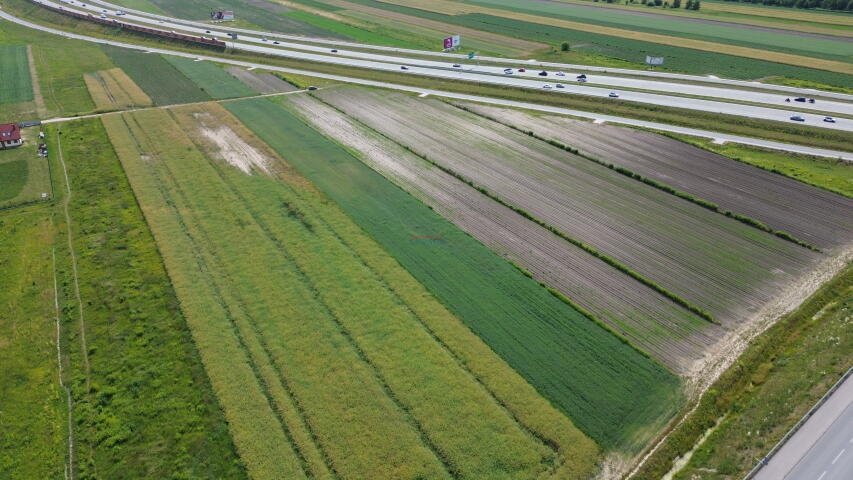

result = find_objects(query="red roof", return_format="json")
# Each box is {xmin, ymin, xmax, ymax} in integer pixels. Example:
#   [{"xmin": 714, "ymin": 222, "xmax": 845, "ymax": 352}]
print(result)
[{"xmin": 0, "ymin": 123, "xmax": 21, "ymax": 142}]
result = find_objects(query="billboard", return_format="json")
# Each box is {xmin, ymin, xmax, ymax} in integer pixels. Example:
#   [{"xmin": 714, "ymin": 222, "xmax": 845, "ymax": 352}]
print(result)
[
  {"xmin": 211, "ymin": 10, "xmax": 234, "ymax": 21},
  {"xmin": 443, "ymin": 34, "xmax": 461, "ymax": 50},
  {"xmin": 645, "ymin": 55, "xmax": 664, "ymax": 66}
]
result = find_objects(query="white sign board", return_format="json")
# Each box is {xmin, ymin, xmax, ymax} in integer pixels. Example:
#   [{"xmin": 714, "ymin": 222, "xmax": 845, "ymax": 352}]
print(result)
[
  {"xmin": 443, "ymin": 35, "xmax": 461, "ymax": 50},
  {"xmin": 645, "ymin": 55, "xmax": 664, "ymax": 66}
]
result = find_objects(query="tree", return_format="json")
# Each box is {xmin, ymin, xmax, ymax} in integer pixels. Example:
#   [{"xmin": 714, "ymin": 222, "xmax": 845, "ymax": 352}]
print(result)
[
  {"xmin": 692, "ymin": 0, "xmax": 701, "ymax": 9},
  {"xmin": 560, "ymin": 41, "xmax": 570, "ymax": 52},
  {"xmin": 685, "ymin": 0, "xmax": 693, "ymax": 7},
  {"xmin": 654, "ymin": 0, "xmax": 663, "ymax": 5},
  {"xmin": 673, "ymin": 0, "xmax": 681, "ymax": 7}
]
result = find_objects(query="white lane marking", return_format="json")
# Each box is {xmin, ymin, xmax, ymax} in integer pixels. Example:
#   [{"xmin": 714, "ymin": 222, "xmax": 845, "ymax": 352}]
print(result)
[
  {"xmin": 817, "ymin": 471, "xmax": 827, "ymax": 480},
  {"xmin": 831, "ymin": 449, "xmax": 845, "ymax": 464}
]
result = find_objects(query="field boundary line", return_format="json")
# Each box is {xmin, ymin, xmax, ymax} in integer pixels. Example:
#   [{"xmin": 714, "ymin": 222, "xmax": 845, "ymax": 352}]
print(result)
[
  {"xmin": 55, "ymin": 127, "xmax": 91, "ymax": 392},
  {"xmin": 52, "ymin": 247, "xmax": 74, "ymax": 480},
  {"xmin": 450, "ymin": 101, "xmax": 821, "ymax": 253}
]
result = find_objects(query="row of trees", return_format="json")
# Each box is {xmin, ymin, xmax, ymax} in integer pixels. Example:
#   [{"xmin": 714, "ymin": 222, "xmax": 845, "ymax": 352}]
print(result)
[
  {"xmin": 722, "ymin": 0, "xmax": 853, "ymax": 10},
  {"xmin": 630, "ymin": 0, "xmax": 702, "ymax": 9}
]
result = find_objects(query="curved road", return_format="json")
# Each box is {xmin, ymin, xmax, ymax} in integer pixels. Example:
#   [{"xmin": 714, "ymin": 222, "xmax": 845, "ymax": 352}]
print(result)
[
  {"xmin": 0, "ymin": 5, "xmax": 850, "ymax": 160},
  {"xmin": 39, "ymin": 0, "xmax": 853, "ymax": 131}
]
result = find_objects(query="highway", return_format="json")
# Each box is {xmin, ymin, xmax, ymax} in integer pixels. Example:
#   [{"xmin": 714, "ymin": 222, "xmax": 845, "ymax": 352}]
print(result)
[
  {"xmin": 1, "ymin": 5, "xmax": 850, "ymax": 160},
  {"xmin": 37, "ymin": 0, "xmax": 853, "ymax": 131},
  {"xmin": 754, "ymin": 372, "xmax": 853, "ymax": 480}
]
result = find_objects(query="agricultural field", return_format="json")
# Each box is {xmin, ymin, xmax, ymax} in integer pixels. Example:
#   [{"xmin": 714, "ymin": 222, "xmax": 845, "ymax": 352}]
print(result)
[
  {"xmin": 102, "ymin": 47, "xmax": 210, "ymax": 105},
  {"xmin": 164, "ymin": 57, "xmax": 257, "ymax": 99},
  {"xmin": 48, "ymin": 118, "xmax": 244, "ymax": 479},
  {"xmin": 0, "ymin": 45, "xmax": 33, "ymax": 104},
  {"xmin": 226, "ymin": 66, "xmax": 299, "ymax": 94},
  {"xmin": 102, "ymin": 103, "xmax": 609, "ymax": 478},
  {"xmin": 316, "ymin": 87, "xmax": 822, "ymax": 325},
  {"xmin": 225, "ymin": 96, "xmax": 682, "ymax": 453},
  {"xmin": 0, "ymin": 130, "xmax": 51, "ymax": 210},
  {"xmin": 460, "ymin": 103, "xmax": 853, "ymax": 251},
  {"xmin": 83, "ymin": 67, "xmax": 152, "ymax": 111},
  {"xmin": 283, "ymin": 92, "xmax": 719, "ymax": 373}
]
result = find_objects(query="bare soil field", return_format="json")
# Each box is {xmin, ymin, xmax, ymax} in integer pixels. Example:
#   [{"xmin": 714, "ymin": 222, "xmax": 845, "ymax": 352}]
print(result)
[
  {"xmin": 458, "ymin": 103, "xmax": 853, "ymax": 252},
  {"xmin": 226, "ymin": 67, "xmax": 298, "ymax": 94},
  {"xmin": 317, "ymin": 87, "xmax": 822, "ymax": 326},
  {"xmin": 285, "ymin": 92, "xmax": 720, "ymax": 373}
]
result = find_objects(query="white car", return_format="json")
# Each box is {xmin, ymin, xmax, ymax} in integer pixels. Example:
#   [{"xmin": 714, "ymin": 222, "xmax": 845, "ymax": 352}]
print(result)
[
  {"xmin": 608, "ymin": 92, "xmax": 619, "ymax": 98},
  {"xmin": 503, "ymin": 68, "xmax": 513, "ymax": 74},
  {"xmin": 823, "ymin": 116, "xmax": 836, "ymax": 123},
  {"xmin": 542, "ymin": 84, "xmax": 552, "ymax": 89},
  {"xmin": 115, "ymin": 10, "xmax": 125, "ymax": 15},
  {"xmin": 555, "ymin": 72, "xmax": 565, "ymax": 77}
]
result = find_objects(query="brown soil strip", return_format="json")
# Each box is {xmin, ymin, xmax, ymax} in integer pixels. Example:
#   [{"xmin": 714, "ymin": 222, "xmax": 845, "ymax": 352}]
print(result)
[{"xmin": 27, "ymin": 45, "xmax": 47, "ymax": 117}]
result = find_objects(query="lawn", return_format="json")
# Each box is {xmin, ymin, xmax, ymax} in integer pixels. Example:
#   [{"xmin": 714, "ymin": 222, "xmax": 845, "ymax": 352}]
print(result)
[
  {"xmin": 102, "ymin": 46, "xmax": 210, "ymax": 105},
  {"xmin": 163, "ymin": 57, "xmax": 257, "ymax": 99},
  {"xmin": 226, "ymin": 96, "xmax": 683, "ymax": 452},
  {"xmin": 48, "ymin": 118, "xmax": 245, "ymax": 479},
  {"xmin": 0, "ymin": 206, "xmax": 64, "ymax": 480},
  {"xmin": 0, "ymin": 132, "xmax": 52, "ymax": 210},
  {"xmin": 0, "ymin": 45, "xmax": 33, "ymax": 104}
]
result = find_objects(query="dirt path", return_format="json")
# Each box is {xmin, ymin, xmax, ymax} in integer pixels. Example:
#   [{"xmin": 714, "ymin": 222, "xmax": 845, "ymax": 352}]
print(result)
[
  {"xmin": 52, "ymin": 248, "xmax": 74, "ymax": 480},
  {"xmin": 27, "ymin": 45, "xmax": 47, "ymax": 118}
]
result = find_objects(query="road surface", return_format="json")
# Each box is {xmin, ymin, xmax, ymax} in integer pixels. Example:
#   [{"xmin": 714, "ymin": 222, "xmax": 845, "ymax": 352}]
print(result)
[
  {"xmin": 1, "ymin": 6, "xmax": 850, "ymax": 160},
  {"xmin": 36, "ymin": 0, "xmax": 853, "ymax": 131},
  {"xmin": 755, "ymin": 372, "xmax": 853, "ymax": 480}
]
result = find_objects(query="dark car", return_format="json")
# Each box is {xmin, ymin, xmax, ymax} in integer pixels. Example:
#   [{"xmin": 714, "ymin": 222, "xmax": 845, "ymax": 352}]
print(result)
[
  {"xmin": 452, "ymin": 64, "xmax": 461, "ymax": 68},
  {"xmin": 538, "ymin": 71, "xmax": 548, "ymax": 76},
  {"xmin": 331, "ymin": 49, "xmax": 338, "ymax": 53},
  {"xmin": 790, "ymin": 115, "xmax": 806, "ymax": 122},
  {"xmin": 794, "ymin": 97, "xmax": 806, "ymax": 102},
  {"xmin": 400, "ymin": 66, "xmax": 409, "ymax": 70},
  {"xmin": 518, "ymin": 68, "xmax": 526, "ymax": 72},
  {"xmin": 307, "ymin": 86, "xmax": 318, "ymax": 91}
]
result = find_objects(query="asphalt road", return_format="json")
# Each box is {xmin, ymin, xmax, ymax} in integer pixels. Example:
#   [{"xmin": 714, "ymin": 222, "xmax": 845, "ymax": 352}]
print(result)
[
  {"xmin": 44, "ymin": 0, "xmax": 853, "ymax": 131},
  {"xmin": 1, "ymin": 6, "xmax": 850, "ymax": 160},
  {"xmin": 755, "ymin": 373, "xmax": 853, "ymax": 480}
]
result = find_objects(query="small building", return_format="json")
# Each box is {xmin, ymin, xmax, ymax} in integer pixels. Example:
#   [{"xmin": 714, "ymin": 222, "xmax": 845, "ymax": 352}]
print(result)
[{"xmin": 0, "ymin": 123, "xmax": 23, "ymax": 149}]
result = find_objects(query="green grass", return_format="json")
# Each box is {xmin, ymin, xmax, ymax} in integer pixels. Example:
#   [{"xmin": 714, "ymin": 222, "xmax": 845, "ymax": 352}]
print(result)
[
  {"xmin": 635, "ymin": 263, "xmax": 853, "ymax": 480},
  {"xmin": 49, "ymin": 118, "xmax": 245, "ymax": 479},
  {"xmin": 0, "ymin": 45, "xmax": 33, "ymax": 104},
  {"xmin": 284, "ymin": 9, "xmax": 431, "ymax": 49},
  {"xmin": 163, "ymin": 57, "xmax": 258, "ymax": 99},
  {"xmin": 0, "ymin": 136, "xmax": 52, "ymax": 210},
  {"xmin": 0, "ymin": 206, "xmax": 65, "ymax": 480},
  {"xmin": 226, "ymin": 96, "xmax": 683, "ymax": 452},
  {"xmin": 101, "ymin": 46, "xmax": 210, "ymax": 105},
  {"xmin": 673, "ymin": 135, "xmax": 853, "ymax": 198},
  {"xmin": 464, "ymin": 0, "xmax": 853, "ymax": 61}
]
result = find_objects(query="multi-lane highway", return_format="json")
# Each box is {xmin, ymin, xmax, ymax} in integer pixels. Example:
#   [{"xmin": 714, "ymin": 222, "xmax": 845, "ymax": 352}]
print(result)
[
  {"xmin": 34, "ymin": 0, "xmax": 853, "ymax": 131},
  {"xmin": 754, "ymin": 372, "xmax": 853, "ymax": 480}
]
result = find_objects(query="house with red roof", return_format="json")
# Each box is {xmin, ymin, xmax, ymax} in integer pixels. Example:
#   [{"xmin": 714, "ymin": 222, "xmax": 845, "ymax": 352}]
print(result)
[{"xmin": 0, "ymin": 123, "xmax": 23, "ymax": 149}]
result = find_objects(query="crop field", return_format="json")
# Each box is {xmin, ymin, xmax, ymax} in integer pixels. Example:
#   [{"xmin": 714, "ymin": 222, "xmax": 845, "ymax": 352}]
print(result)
[
  {"xmin": 102, "ymin": 47, "xmax": 210, "ymax": 105},
  {"xmin": 283, "ymin": 92, "xmax": 719, "ymax": 373},
  {"xmin": 0, "ymin": 45, "xmax": 33, "ymax": 104},
  {"xmin": 49, "ymin": 118, "xmax": 244, "ymax": 479},
  {"xmin": 225, "ymin": 96, "xmax": 682, "ymax": 452},
  {"xmin": 317, "ymin": 87, "xmax": 822, "ymax": 325},
  {"xmin": 0, "ymin": 131, "xmax": 51, "ymax": 210},
  {"xmin": 226, "ymin": 66, "xmax": 299, "ymax": 94},
  {"xmin": 460, "ymin": 103, "xmax": 853, "ymax": 252},
  {"xmin": 83, "ymin": 67, "xmax": 152, "ymax": 111},
  {"xmin": 164, "ymin": 57, "xmax": 257, "ymax": 99},
  {"xmin": 0, "ymin": 207, "xmax": 64, "ymax": 480},
  {"xmin": 102, "ymin": 103, "xmax": 609, "ymax": 478}
]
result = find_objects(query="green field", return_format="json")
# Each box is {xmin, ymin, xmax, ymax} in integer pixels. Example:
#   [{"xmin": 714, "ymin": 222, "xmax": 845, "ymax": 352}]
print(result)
[
  {"xmin": 0, "ymin": 45, "xmax": 33, "ymax": 104},
  {"xmin": 225, "ymin": 96, "xmax": 682, "ymax": 452},
  {"xmin": 102, "ymin": 46, "xmax": 210, "ymax": 105},
  {"xmin": 49, "ymin": 118, "xmax": 245, "ymax": 479},
  {"xmin": 103, "ymin": 104, "xmax": 603, "ymax": 478},
  {"xmin": 0, "ymin": 135, "xmax": 51, "ymax": 210},
  {"xmin": 163, "ymin": 57, "xmax": 257, "ymax": 99},
  {"xmin": 0, "ymin": 206, "xmax": 64, "ymax": 480}
]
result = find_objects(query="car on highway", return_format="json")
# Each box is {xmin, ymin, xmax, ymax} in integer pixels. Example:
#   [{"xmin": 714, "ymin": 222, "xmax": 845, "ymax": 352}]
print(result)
[
  {"xmin": 577, "ymin": 77, "xmax": 587, "ymax": 83},
  {"xmin": 542, "ymin": 84, "xmax": 552, "ymax": 89},
  {"xmin": 790, "ymin": 115, "xmax": 806, "ymax": 122},
  {"xmin": 577, "ymin": 74, "xmax": 587, "ymax": 79},
  {"xmin": 555, "ymin": 72, "xmax": 565, "ymax": 77},
  {"xmin": 261, "ymin": 37, "xmax": 268, "ymax": 42},
  {"xmin": 824, "ymin": 116, "xmax": 836, "ymax": 123},
  {"xmin": 452, "ymin": 64, "xmax": 461, "ymax": 68},
  {"xmin": 273, "ymin": 41, "xmax": 279, "ymax": 45},
  {"xmin": 609, "ymin": 92, "xmax": 619, "ymax": 98},
  {"xmin": 331, "ymin": 49, "xmax": 338, "ymax": 53},
  {"xmin": 307, "ymin": 86, "xmax": 318, "ymax": 91},
  {"xmin": 538, "ymin": 71, "xmax": 548, "ymax": 76},
  {"xmin": 205, "ymin": 30, "xmax": 211, "ymax": 33},
  {"xmin": 518, "ymin": 68, "xmax": 526, "ymax": 72},
  {"xmin": 556, "ymin": 84, "xmax": 565, "ymax": 89},
  {"xmin": 503, "ymin": 68, "xmax": 513, "ymax": 74},
  {"xmin": 794, "ymin": 97, "xmax": 806, "ymax": 102},
  {"xmin": 400, "ymin": 66, "xmax": 409, "ymax": 70},
  {"xmin": 115, "ymin": 10, "xmax": 125, "ymax": 15}
]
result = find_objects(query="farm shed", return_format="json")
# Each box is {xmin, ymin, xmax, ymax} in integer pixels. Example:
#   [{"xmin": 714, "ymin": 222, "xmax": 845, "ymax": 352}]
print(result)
[{"xmin": 0, "ymin": 123, "xmax": 23, "ymax": 149}]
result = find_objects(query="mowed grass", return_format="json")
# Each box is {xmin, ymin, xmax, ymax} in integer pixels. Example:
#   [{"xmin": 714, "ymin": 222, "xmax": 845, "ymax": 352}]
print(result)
[
  {"xmin": 163, "ymin": 57, "xmax": 257, "ymax": 99},
  {"xmin": 0, "ymin": 45, "xmax": 33, "ymax": 104},
  {"xmin": 104, "ymin": 103, "xmax": 598, "ymax": 478},
  {"xmin": 49, "ymin": 119, "xmax": 245, "ymax": 479},
  {"xmin": 0, "ymin": 133, "xmax": 52, "ymax": 209},
  {"xmin": 83, "ymin": 68, "xmax": 152, "ymax": 111},
  {"xmin": 102, "ymin": 46, "xmax": 210, "ymax": 105},
  {"xmin": 227, "ymin": 97, "xmax": 683, "ymax": 452},
  {"xmin": 0, "ymin": 207, "xmax": 65, "ymax": 480}
]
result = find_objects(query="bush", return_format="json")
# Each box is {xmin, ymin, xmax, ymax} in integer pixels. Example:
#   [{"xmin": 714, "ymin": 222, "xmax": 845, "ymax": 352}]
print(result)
[{"xmin": 560, "ymin": 41, "xmax": 570, "ymax": 51}]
